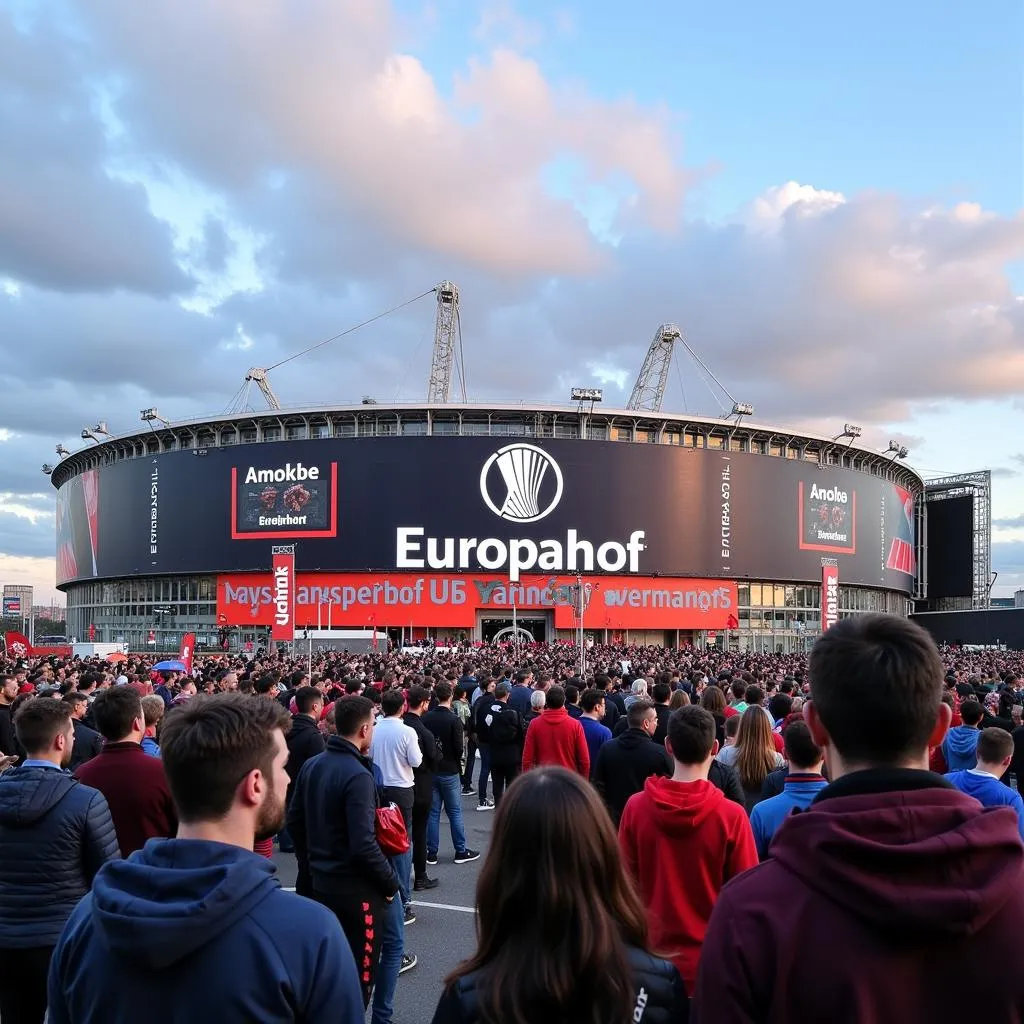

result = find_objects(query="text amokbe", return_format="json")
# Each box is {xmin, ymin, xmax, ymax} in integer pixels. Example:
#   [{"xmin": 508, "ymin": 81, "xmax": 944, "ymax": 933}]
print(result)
[{"xmin": 245, "ymin": 463, "xmax": 320, "ymax": 484}]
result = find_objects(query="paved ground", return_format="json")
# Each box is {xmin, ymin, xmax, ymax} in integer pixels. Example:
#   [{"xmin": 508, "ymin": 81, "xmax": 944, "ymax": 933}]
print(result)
[{"xmin": 274, "ymin": 785, "xmax": 495, "ymax": 1023}]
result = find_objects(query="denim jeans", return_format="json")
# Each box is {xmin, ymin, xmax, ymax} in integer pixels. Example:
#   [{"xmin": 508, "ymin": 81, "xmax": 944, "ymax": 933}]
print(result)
[
  {"xmin": 461, "ymin": 739, "xmax": 477, "ymax": 790},
  {"xmin": 477, "ymin": 744, "xmax": 491, "ymax": 801},
  {"xmin": 427, "ymin": 773, "xmax": 468, "ymax": 856},
  {"xmin": 370, "ymin": 868, "xmax": 405, "ymax": 1024}
]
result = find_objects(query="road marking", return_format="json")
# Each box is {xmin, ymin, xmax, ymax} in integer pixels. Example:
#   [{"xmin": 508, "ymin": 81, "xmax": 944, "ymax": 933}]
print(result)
[
  {"xmin": 284, "ymin": 887, "xmax": 475, "ymax": 914},
  {"xmin": 412, "ymin": 900, "xmax": 475, "ymax": 914}
]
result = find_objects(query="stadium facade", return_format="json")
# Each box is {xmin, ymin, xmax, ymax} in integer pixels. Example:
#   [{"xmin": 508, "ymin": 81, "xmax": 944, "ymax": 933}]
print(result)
[{"xmin": 51, "ymin": 402, "xmax": 923, "ymax": 654}]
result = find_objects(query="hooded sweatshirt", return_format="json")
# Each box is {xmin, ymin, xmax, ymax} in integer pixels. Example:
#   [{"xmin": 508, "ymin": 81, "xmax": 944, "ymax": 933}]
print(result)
[
  {"xmin": 47, "ymin": 838, "xmax": 364, "ymax": 1024},
  {"xmin": 942, "ymin": 724, "xmax": 980, "ymax": 771},
  {"xmin": 749, "ymin": 773, "xmax": 828, "ymax": 858},
  {"xmin": 521, "ymin": 706, "xmax": 589, "ymax": 777},
  {"xmin": 619, "ymin": 775, "xmax": 758, "ymax": 992},
  {"xmin": 693, "ymin": 769, "xmax": 1024, "ymax": 1023}
]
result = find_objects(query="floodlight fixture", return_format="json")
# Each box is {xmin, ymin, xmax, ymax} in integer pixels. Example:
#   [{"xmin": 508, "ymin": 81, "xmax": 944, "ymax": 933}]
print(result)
[
  {"xmin": 41, "ymin": 464, "xmax": 53, "ymax": 475},
  {"xmin": 833, "ymin": 423, "xmax": 863, "ymax": 447}
]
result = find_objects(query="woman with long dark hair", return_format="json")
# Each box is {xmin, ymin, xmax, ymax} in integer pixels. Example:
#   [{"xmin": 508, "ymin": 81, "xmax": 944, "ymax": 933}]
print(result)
[{"xmin": 431, "ymin": 767, "xmax": 688, "ymax": 1024}]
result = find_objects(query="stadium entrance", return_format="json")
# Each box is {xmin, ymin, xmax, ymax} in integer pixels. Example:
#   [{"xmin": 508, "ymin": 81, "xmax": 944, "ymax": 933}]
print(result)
[{"xmin": 481, "ymin": 615, "xmax": 548, "ymax": 644}]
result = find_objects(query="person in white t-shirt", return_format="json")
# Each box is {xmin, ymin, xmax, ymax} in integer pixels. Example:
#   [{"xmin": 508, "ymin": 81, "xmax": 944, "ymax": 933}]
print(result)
[{"xmin": 370, "ymin": 688, "xmax": 423, "ymax": 920}]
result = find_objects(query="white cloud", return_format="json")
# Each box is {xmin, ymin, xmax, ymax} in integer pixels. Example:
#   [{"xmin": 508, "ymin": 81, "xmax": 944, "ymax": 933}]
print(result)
[{"xmin": 744, "ymin": 180, "xmax": 846, "ymax": 230}]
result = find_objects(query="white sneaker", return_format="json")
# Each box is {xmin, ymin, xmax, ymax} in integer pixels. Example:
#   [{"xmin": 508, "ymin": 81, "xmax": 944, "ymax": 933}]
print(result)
[{"xmin": 476, "ymin": 799, "xmax": 494, "ymax": 811}]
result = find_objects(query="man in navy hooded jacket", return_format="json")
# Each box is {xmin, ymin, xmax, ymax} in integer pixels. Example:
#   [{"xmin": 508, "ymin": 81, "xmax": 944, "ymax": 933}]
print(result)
[
  {"xmin": 47, "ymin": 693, "xmax": 364, "ymax": 1024},
  {"xmin": 695, "ymin": 615, "xmax": 1024, "ymax": 1023}
]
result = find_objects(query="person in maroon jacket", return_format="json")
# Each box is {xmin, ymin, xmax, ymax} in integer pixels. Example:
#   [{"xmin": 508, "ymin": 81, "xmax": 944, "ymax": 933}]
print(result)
[
  {"xmin": 694, "ymin": 614, "xmax": 1024, "ymax": 1024},
  {"xmin": 521, "ymin": 686, "xmax": 589, "ymax": 778},
  {"xmin": 75, "ymin": 687, "xmax": 177, "ymax": 857}
]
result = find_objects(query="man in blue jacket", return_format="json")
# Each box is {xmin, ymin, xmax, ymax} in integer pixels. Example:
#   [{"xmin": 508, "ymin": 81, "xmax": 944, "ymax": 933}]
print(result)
[
  {"xmin": 947, "ymin": 728, "xmax": 1024, "ymax": 841},
  {"xmin": 289, "ymin": 695, "xmax": 400, "ymax": 1008},
  {"xmin": 0, "ymin": 696, "xmax": 119, "ymax": 1024},
  {"xmin": 750, "ymin": 720, "xmax": 829, "ymax": 858},
  {"xmin": 47, "ymin": 693, "xmax": 364, "ymax": 1024}
]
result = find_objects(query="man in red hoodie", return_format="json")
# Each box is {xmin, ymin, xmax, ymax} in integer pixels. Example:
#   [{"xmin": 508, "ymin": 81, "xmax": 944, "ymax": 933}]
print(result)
[
  {"xmin": 521, "ymin": 685, "xmax": 589, "ymax": 777},
  {"xmin": 619, "ymin": 705, "xmax": 757, "ymax": 994},
  {"xmin": 694, "ymin": 614, "xmax": 1024, "ymax": 1023}
]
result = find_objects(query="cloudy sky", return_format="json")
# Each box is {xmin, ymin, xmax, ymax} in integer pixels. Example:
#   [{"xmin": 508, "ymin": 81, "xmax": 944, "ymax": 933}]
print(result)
[{"xmin": 1, "ymin": 0, "xmax": 1022, "ymax": 604}]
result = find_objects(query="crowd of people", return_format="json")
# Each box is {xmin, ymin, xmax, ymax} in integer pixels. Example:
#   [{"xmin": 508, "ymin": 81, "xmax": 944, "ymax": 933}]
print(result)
[{"xmin": 2, "ymin": 620, "xmax": 1024, "ymax": 1021}]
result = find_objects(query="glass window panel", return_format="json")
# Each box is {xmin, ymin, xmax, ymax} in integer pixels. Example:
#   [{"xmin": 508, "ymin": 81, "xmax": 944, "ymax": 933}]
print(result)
[{"xmin": 748, "ymin": 583, "xmax": 762, "ymax": 606}]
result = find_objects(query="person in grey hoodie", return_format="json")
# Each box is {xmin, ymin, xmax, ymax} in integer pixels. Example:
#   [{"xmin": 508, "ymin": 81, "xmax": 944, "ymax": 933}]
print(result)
[{"xmin": 942, "ymin": 698, "xmax": 983, "ymax": 771}]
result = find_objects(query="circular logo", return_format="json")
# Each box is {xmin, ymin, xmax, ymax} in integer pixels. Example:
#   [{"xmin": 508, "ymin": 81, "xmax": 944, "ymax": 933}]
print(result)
[{"xmin": 480, "ymin": 443, "xmax": 563, "ymax": 523}]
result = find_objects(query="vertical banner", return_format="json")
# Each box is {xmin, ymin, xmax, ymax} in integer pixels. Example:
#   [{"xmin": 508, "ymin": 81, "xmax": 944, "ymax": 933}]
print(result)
[
  {"xmin": 271, "ymin": 546, "xmax": 296, "ymax": 642},
  {"xmin": 821, "ymin": 561, "xmax": 840, "ymax": 633},
  {"xmin": 179, "ymin": 632, "xmax": 196, "ymax": 674}
]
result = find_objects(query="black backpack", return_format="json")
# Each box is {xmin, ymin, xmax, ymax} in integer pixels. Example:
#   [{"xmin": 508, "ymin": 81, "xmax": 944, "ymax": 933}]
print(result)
[{"xmin": 487, "ymin": 704, "xmax": 519, "ymax": 745}]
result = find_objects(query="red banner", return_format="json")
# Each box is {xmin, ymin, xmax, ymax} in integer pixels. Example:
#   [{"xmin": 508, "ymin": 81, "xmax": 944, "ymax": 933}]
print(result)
[
  {"xmin": 822, "ymin": 563, "xmax": 840, "ymax": 632},
  {"xmin": 179, "ymin": 632, "xmax": 196, "ymax": 673},
  {"xmin": 270, "ymin": 552, "xmax": 296, "ymax": 641},
  {"xmin": 218, "ymin": 572, "xmax": 737, "ymax": 631},
  {"xmin": 3, "ymin": 631, "xmax": 31, "ymax": 658}
]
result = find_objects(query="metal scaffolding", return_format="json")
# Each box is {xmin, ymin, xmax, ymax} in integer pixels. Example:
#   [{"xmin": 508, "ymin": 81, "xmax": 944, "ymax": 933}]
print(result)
[
  {"xmin": 923, "ymin": 470, "xmax": 992, "ymax": 610},
  {"xmin": 427, "ymin": 281, "xmax": 464, "ymax": 403}
]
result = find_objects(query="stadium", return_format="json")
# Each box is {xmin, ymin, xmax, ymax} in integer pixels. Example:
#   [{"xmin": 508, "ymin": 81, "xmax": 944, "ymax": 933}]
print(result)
[{"xmin": 48, "ymin": 285, "xmax": 928, "ymax": 654}]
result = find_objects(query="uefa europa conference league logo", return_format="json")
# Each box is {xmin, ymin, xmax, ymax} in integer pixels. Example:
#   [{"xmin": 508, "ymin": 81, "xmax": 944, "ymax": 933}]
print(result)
[{"xmin": 396, "ymin": 443, "xmax": 647, "ymax": 581}]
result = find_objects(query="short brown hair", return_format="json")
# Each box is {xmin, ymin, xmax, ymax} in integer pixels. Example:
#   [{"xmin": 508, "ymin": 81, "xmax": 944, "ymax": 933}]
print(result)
[
  {"xmin": 334, "ymin": 695, "xmax": 375, "ymax": 738},
  {"xmin": 978, "ymin": 727, "xmax": 1014, "ymax": 765},
  {"xmin": 92, "ymin": 686, "xmax": 143, "ymax": 742},
  {"xmin": 667, "ymin": 706, "xmax": 716, "ymax": 764},
  {"xmin": 141, "ymin": 694, "xmax": 165, "ymax": 728},
  {"xmin": 810, "ymin": 614, "xmax": 943, "ymax": 765},
  {"xmin": 159, "ymin": 694, "xmax": 291, "ymax": 823},
  {"xmin": 15, "ymin": 698, "xmax": 72, "ymax": 755}
]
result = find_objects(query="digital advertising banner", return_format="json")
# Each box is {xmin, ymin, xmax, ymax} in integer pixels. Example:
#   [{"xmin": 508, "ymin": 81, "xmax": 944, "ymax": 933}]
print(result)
[
  {"xmin": 216, "ymin": 572, "xmax": 738, "ymax": 631},
  {"xmin": 54, "ymin": 436, "xmax": 917, "ymax": 594}
]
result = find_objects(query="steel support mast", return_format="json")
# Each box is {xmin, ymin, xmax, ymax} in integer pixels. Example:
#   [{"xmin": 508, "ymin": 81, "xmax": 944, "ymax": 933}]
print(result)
[
  {"xmin": 627, "ymin": 324, "xmax": 681, "ymax": 413},
  {"xmin": 427, "ymin": 281, "xmax": 461, "ymax": 403},
  {"xmin": 243, "ymin": 368, "xmax": 281, "ymax": 411}
]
